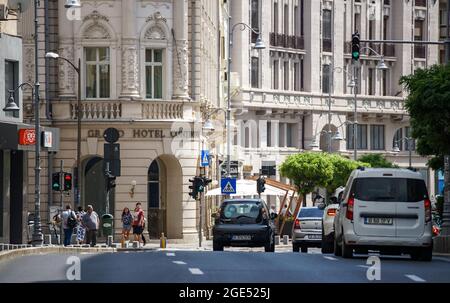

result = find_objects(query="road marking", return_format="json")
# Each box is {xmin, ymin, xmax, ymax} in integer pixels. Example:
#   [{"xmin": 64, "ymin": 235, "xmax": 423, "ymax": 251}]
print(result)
[
  {"xmin": 189, "ymin": 268, "xmax": 204, "ymax": 275},
  {"xmin": 357, "ymin": 265, "xmax": 371, "ymax": 269},
  {"xmin": 405, "ymin": 274, "xmax": 426, "ymax": 282},
  {"xmin": 433, "ymin": 257, "xmax": 450, "ymax": 263},
  {"xmin": 323, "ymin": 256, "xmax": 338, "ymax": 261},
  {"xmin": 172, "ymin": 261, "xmax": 186, "ymax": 265},
  {"xmin": 166, "ymin": 252, "xmax": 176, "ymax": 257}
]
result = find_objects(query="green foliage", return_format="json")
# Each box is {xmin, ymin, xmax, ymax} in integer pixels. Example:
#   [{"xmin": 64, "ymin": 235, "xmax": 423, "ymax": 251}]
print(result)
[
  {"xmin": 280, "ymin": 152, "xmax": 334, "ymax": 196},
  {"xmin": 358, "ymin": 154, "xmax": 398, "ymax": 168},
  {"xmin": 400, "ymin": 64, "xmax": 450, "ymax": 170},
  {"xmin": 280, "ymin": 152, "xmax": 369, "ymax": 196}
]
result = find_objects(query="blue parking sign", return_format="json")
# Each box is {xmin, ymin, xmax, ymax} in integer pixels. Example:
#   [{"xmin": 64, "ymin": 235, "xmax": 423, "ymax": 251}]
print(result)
[{"xmin": 221, "ymin": 178, "xmax": 237, "ymax": 194}]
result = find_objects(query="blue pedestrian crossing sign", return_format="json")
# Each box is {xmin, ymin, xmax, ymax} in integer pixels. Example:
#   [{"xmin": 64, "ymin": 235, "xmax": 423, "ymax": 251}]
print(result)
[
  {"xmin": 200, "ymin": 150, "xmax": 209, "ymax": 167},
  {"xmin": 221, "ymin": 178, "xmax": 237, "ymax": 194}
]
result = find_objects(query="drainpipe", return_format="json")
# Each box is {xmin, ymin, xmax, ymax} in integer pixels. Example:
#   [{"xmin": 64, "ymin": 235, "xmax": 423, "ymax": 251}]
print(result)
[
  {"xmin": 191, "ymin": 0, "xmax": 196, "ymax": 102},
  {"xmin": 44, "ymin": 0, "xmax": 51, "ymax": 120}
]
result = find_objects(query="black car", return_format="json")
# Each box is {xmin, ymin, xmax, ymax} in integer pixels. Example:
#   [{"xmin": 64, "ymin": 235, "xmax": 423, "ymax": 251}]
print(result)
[{"xmin": 212, "ymin": 199, "xmax": 277, "ymax": 252}]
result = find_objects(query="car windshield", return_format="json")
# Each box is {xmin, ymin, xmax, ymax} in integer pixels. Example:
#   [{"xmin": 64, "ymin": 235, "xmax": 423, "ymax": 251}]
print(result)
[
  {"xmin": 220, "ymin": 201, "xmax": 263, "ymax": 223},
  {"xmin": 297, "ymin": 208, "xmax": 324, "ymax": 218},
  {"xmin": 352, "ymin": 178, "xmax": 428, "ymax": 202}
]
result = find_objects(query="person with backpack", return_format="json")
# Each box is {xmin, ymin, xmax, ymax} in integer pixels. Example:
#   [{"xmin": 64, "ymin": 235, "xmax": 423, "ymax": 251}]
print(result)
[{"xmin": 62, "ymin": 205, "xmax": 77, "ymax": 246}]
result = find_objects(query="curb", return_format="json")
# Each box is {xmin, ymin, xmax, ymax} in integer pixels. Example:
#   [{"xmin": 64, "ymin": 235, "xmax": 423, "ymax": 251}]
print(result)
[{"xmin": 0, "ymin": 246, "xmax": 116, "ymax": 263}]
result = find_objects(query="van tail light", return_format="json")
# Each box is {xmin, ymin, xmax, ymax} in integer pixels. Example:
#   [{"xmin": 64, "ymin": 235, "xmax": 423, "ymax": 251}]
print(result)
[
  {"xmin": 294, "ymin": 219, "xmax": 301, "ymax": 229},
  {"xmin": 424, "ymin": 198, "xmax": 431, "ymax": 223},
  {"xmin": 346, "ymin": 197, "xmax": 354, "ymax": 220},
  {"xmin": 432, "ymin": 225, "xmax": 440, "ymax": 237},
  {"xmin": 327, "ymin": 208, "xmax": 337, "ymax": 217}
]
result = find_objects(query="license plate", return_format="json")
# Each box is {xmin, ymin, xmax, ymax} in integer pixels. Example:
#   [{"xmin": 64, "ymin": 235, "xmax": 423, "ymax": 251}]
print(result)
[
  {"xmin": 364, "ymin": 217, "xmax": 393, "ymax": 225},
  {"xmin": 232, "ymin": 235, "xmax": 251, "ymax": 241},
  {"xmin": 308, "ymin": 234, "xmax": 321, "ymax": 239}
]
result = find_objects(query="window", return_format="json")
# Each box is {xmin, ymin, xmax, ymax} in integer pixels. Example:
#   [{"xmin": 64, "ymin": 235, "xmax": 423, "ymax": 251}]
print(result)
[
  {"xmin": 294, "ymin": 6, "xmax": 299, "ymax": 36},
  {"xmin": 322, "ymin": 10, "xmax": 332, "ymax": 52},
  {"xmin": 300, "ymin": 0, "xmax": 304, "ymax": 36},
  {"xmin": 251, "ymin": 0, "xmax": 260, "ymax": 43},
  {"xmin": 415, "ymin": 20, "xmax": 424, "ymax": 40},
  {"xmin": 370, "ymin": 125, "xmax": 385, "ymax": 150},
  {"xmin": 273, "ymin": 60, "xmax": 279, "ymax": 89},
  {"xmin": 251, "ymin": 57, "xmax": 259, "ymax": 88},
  {"xmin": 4, "ymin": 60, "xmax": 19, "ymax": 118},
  {"xmin": 322, "ymin": 64, "xmax": 330, "ymax": 93},
  {"xmin": 354, "ymin": 13, "xmax": 361, "ymax": 33},
  {"xmin": 284, "ymin": 4, "xmax": 289, "ymax": 35},
  {"xmin": 382, "ymin": 69, "xmax": 388, "ymax": 96},
  {"xmin": 294, "ymin": 62, "xmax": 301, "ymax": 91},
  {"xmin": 351, "ymin": 178, "xmax": 428, "ymax": 202},
  {"xmin": 286, "ymin": 123, "xmax": 296, "ymax": 147},
  {"xmin": 405, "ymin": 127, "xmax": 416, "ymax": 151},
  {"xmin": 347, "ymin": 124, "xmax": 368, "ymax": 150},
  {"xmin": 368, "ymin": 68, "xmax": 375, "ymax": 95},
  {"xmin": 393, "ymin": 128, "xmax": 403, "ymax": 151},
  {"xmin": 145, "ymin": 49, "xmax": 163, "ymax": 99},
  {"xmin": 267, "ymin": 121, "xmax": 272, "ymax": 147},
  {"xmin": 273, "ymin": 2, "xmax": 278, "ymax": 33},
  {"xmin": 85, "ymin": 47, "xmax": 110, "ymax": 99},
  {"xmin": 284, "ymin": 61, "xmax": 289, "ymax": 90},
  {"xmin": 300, "ymin": 59, "xmax": 304, "ymax": 90},
  {"xmin": 279, "ymin": 123, "xmax": 285, "ymax": 147}
]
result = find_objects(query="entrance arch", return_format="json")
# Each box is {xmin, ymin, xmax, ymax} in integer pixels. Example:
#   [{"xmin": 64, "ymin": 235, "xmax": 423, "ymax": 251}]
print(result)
[
  {"xmin": 147, "ymin": 155, "xmax": 182, "ymax": 239},
  {"xmin": 82, "ymin": 156, "xmax": 115, "ymax": 219},
  {"xmin": 319, "ymin": 124, "xmax": 340, "ymax": 153}
]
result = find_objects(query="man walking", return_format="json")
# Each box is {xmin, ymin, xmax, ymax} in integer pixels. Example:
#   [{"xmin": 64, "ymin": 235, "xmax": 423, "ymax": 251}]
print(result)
[
  {"xmin": 132, "ymin": 202, "xmax": 145, "ymax": 245},
  {"xmin": 82, "ymin": 205, "xmax": 99, "ymax": 247},
  {"xmin": 62, "ymin": 205, "xmax": 76, "ymax": 246}
]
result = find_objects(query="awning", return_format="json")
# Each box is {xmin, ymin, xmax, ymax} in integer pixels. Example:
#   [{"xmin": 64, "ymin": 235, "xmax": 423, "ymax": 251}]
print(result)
[{"xmin": 205, "ymin": 179, "xmax": 294, "ymax": 197}]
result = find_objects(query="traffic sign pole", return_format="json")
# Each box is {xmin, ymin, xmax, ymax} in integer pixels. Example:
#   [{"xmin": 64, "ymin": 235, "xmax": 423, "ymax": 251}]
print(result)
[{"xmin": 59, "ymin": 160, "xmax": 63, "ymax": 245}]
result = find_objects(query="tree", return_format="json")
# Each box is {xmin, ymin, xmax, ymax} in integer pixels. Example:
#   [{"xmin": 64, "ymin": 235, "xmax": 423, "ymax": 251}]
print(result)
[
  {"xmin": 358, "ymin": 154, "xmax": 398, "ymax": 169},
  {"xmin": 280, "ymin": 152, "xmax": 334, "ymax": 205},
  {"xmin": 326, "ymin": 154, "xmax": 370, "ymax": 194},
  {"xmin": 400, "ymin": 64, "xmax": 450, "ymax": 170}
]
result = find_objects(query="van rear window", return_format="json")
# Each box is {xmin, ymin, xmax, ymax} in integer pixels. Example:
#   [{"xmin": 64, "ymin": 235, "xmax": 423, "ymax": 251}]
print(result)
[{"xmin": 351, "ymin": 178, "xmax": 428, "ymax": 202}]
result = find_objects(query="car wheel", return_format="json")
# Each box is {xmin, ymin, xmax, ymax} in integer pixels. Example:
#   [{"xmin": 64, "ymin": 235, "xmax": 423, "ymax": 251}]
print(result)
[
  {"xmin": 334, "ymin": 235, "xmax": 342, "ymax": 257},
  {"xmin": 341, "ymin": 236, "xmax": 353, "ymax": 259},
  {"xmin": 300, "ymin": 246, "xmax": 308, "ymax": 253},
  {"xmin": 213, "ymin": 241, "xmax": 223, "ymax": 251},
  {"xmin": 321, "ymin": 231, "xmax": 334, "ymax": 254},
  {"xmin": 292, "ymin": 243, "xmax": 300, "ymax": 252}
]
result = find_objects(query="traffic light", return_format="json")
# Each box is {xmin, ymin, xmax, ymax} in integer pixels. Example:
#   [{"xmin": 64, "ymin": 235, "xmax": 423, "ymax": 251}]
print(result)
[
  {"xmin": 196, "ymin": 176, "xmax": 205, "ymax": 193},
  {"xmin": 203, "ymin": 177, "xmax": 212, "ymax": 188},
  {"xmin": 351, "ymin": 32, "xmax": 360, "ymax": 61},
  {"xmin": 52, "ymin": 172, "xmax": 61, "ymax": 191},
  {"xmin": 63, "ymin": 173, "xmax": 72, "ymax": 191},
  {"xmin": 106, "ymin": 173, "xmax": 116, "ymax": 191},
  {"xmin": 257, "ymin": 177, "xmax": 266, "ymax": 195},
  {"xmin": 189, "ymin": 177, "xmax": 198, "ymax": 200}
]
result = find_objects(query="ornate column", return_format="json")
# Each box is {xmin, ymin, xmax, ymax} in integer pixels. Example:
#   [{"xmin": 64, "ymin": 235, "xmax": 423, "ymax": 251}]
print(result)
[
  {"xmin": 58, "ymin": 0, "xmax": 76, "ymax": 99},
  {"xmin": 172, "ymin": 0, "xmax": 189, "ymax": 100},
  {"xmin": 120, "ymin": 0, "xmax": 140, "ymax": 99}
]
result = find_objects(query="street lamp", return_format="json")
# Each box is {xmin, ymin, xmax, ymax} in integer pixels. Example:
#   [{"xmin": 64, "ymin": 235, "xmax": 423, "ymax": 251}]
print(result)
[
  {"xmin": 46, "ymin": 52, "xmax": 81, "ymax": 207},
  {"xmin": 392, "ymin": 137, "xmax": 414, "ymax": 168},
  {"xmin": 3, "ymin": 91, "xmax": 20, "ymax": 112},
  {"xmin": 65, "ymin": 0, "xmax": 81, "ymax": 8},
  {"xmin": 226, "ymin": 20, "xmax": 265, "ymax": 178}
]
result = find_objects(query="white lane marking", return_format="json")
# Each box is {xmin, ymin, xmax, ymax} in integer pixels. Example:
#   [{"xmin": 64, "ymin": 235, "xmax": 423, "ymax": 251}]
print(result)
[
  {"xmin": 323, "ymin": 256, "xmax": 338, "ymax": 261},
  {"xmin": 405, "ymin": 274, "xmax": 426, "ymax": 282},
  {"xmin": 189, "ymin": 268, "xmax": 204, "ymax": 275},
  {"xmin": 357, "ymin": 265, "xmax": 371, "ymax": 269},
  {"xmin": 166, "ymin": 252, "xmax": 175, "ymax": 257},
  {"xmin": 172, "ymin": 261, "xmax": 186, "ymax": 265},
  {"xmin": 433, "ymin": 257, "xmax": 450, "ymax": 263}
]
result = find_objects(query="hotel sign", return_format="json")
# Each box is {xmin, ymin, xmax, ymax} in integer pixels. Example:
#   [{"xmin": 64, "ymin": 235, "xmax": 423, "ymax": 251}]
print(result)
[{"xmin": 88, "ymin": 128, "xmax": 199, "ymax": 139}]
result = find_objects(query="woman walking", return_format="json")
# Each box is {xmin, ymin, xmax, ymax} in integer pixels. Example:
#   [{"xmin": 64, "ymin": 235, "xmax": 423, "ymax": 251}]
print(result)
[
  {"xmin": 121, "ymin": 207, "xmax": 133, "ymax": 242},
  {"xmin": 75, "ymin": 206, "xmax": 86, "ymax": 245}
]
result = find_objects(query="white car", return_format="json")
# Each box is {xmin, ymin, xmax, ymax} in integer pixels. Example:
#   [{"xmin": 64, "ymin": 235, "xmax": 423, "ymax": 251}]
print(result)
[
  {"xmin": 321, "ymin": 187, "xmax": 345, "ymax": 253},
  {"xmin": 333, "ymin": 168, "xmax": 433, "ymax": 261}
]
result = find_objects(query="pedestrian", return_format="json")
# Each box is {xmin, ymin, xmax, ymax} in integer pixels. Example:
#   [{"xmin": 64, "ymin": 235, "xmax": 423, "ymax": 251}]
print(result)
[
  {"xmin": 62, "ymin": 205, "xmax": 77, "ymax": 246},
  {"xmin": 141, "ymin": 217, "xmax": 147, "ymax": 246},
  {"xmin": 82, "ymin": 205, "xmax": 99, "ymax": 247},
  {"xmin": 121, "ymin": 207, "xmax": 133, "ymax": 241},
  {"xmin": 75, "ymin": 206, "xmax": 86, "ymax": 245},
  {"xmin": 132, "ymin": 202, "xmax": 145, "ymax": 244},
  {"xmin": 269, "ymin": 205, "xmax": 277, "ymax": 215},
  {"xmin": 280, "ymin": 204, "xmax": 290, "ymax": 217}
]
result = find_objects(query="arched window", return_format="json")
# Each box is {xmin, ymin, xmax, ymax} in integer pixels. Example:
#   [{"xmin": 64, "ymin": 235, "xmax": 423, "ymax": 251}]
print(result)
[{"xmin": 148, "ymin": 160, "xmax": 160, "ymax": 208}]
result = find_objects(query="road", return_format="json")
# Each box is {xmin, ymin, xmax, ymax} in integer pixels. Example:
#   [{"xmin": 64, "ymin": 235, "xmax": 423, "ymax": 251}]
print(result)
[{"xmin": 1, "ymin": 248, "xmax": 450, "ymax": 283}]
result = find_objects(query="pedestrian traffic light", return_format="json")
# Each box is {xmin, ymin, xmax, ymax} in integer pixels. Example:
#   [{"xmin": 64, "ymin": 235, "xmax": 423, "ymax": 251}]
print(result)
[
  {"xmin": 352, "ymin": 32, "xmax": 360, "ymax": 61},
  {"xmin": 257, "ymin": 177, "xmax": 266, "ymax": 195},
  {"xmin": 195, "ymin": 176, "xmax": 204, "ymax": 193},
  {"xmin": 63, "ymin": 172, "xmax": 72, "ymax": 191},
  {"xmin": 106, "ymin": 173, "xmax": 116, "ymax": 191},
  {"xmin": 52, "ymin": 172, "xmax": 61, "ymax": 191},
  {"xmin": 189, "ymin": 177, "xmax": 199, "ymax": 200}
]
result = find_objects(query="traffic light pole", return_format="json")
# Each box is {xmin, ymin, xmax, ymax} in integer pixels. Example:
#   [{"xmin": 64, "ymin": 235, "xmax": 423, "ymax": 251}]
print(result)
[
  {"xmin": 105, "ymin": 162, "xmax": 110, "ymax": 215},
  {"xmin": 59, "ymin": 160, "xmax": 64, "ymax": 245}
]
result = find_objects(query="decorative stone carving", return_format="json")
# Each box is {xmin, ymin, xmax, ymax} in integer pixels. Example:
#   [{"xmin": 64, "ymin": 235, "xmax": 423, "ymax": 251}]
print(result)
[
  {"xmin": 173, "ymin": 39, "xmax": 189, "ymax": 99},
  {"xmin": 24, "ymin": 46, "xmax": 34, "ymax": 85},
  {"xmin": 294, "ymin": 96, "xmax": 301, "ymax": 105},
  {"xmin": 83, "ymin": 23, "xmax": 111, "ymax": 39},
  {"xmin": 273, "ymin": 94, "xmax": 280, "ymax": 104},
  {"xmin": 363, "ymin": 100, "xmax": 371, "ymax": 110},
  {"xmin": 284, "ymin": 95, "xmax": 290, "ymax": 104},
  {"xmin": 121, "ymin": 46, "xmax": 140, "ymax": 97},
  {"xmin": 348, "ymin": 99, "xmax": 355, "ymax": 108},
  {"xmin": 391, "ymin": 100, "xmax": 399, "ymax": 111},
  {"xmin": 303, "ymin": 96, "xmax": 312, "ymax": 105},
  {"xmin": 377, "ymin": 101, "xmax": 385, "ymax": 110},
  {"xmin": 83, "ymin": 10, "xmax": 110, "ymax": 23},
  {"xmin": 145, "ymin": 25, "xmax": 166, "ymax": 40},
  {"xmin": 58, "ymin": 45, "xmax": 76, "ymax": 97},
  {"xmin": 249, "ymin": 92, "xmax": 254, "ymax": 102}
]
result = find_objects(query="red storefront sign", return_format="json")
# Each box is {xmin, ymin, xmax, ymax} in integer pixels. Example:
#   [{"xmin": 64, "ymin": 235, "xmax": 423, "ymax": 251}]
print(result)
[{"xmin": 18, "ymin": 129, "xmax": 36, "ymax": 145}]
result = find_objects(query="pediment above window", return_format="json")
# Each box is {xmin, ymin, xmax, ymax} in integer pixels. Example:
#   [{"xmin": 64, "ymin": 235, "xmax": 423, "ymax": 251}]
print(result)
[
  {"xmin": 144, "ymin": 25, "xmax": 167, "ymax": 40},
  {"xmin": 83, "ymin": 23, "xmax": 111, "ymax": 40}
]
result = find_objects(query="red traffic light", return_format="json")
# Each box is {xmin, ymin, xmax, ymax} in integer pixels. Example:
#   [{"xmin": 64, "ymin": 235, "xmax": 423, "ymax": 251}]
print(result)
[{"xmin": 64, "ymin": 175, "xmax": 72, "ymax": 181}]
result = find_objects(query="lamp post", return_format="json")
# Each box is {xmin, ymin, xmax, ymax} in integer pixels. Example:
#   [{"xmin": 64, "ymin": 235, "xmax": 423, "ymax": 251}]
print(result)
[
  {"xmin": 352, "ymin": 46, "xmax": 389, "ymax": 160},
  {"xmin": 45, "ymin": 52, "xmax": 81, "ymax": 207},
  {"xmin": 393, "ymin": 137, "xmax": 414, "ymax": 169},
  {"xmin": 226, "ymin": 19, "xmax": 265, "ymax": 179}
]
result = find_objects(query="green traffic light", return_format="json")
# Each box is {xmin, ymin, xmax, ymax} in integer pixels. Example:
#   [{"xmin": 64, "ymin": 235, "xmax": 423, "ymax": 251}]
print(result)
[{"xmin": 352, "ymin": 52, "xmax": 359, "ymax": 59}]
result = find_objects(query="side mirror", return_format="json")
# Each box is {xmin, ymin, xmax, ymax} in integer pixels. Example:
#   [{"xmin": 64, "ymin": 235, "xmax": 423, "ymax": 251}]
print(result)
[{"xmin": 317, "ymin": 202, "xmax": 326, "ymax": 210}]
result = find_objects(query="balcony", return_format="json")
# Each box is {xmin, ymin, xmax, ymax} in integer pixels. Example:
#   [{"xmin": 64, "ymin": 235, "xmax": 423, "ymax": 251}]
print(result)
[
  {"xmin": 414, "ymin": 45, "xmax": 426, "ymax": 58},
  {"xmin": 52, "ymin": 100, "xmax": 187, "ymax": 122},
  {"xmin": 414, "ymin": 0, "xmax": 427, "ymax": 7},
  {"xmin": 270, "ymin": 32, "xmax": 304, "ymax": 50}
]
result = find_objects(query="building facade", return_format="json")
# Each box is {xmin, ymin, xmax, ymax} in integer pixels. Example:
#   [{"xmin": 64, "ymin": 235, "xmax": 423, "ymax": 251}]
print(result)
[
  {"xmin": 17, "ymin": 0, "xmax": 225, "ymax": 241},
  {"xmin": 226, "ymin": 0, "xmax": 441, "ymax": 206}
]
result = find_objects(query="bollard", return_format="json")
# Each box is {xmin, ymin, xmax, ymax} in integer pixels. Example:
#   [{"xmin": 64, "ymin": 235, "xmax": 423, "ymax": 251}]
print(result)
[
  {"xmin": 45, "ymin": 234, "xmax": 52, "ymax": 245},
  {"xmin": 160, "ymin": 232, "xmax": 167, "ymax": 249},
  {"xmin": 107, "ymin": 235, "xmax": 113, "ymax": 247},
  {"xmin": 274, "ymin": 235, "xmax": 280, "ymax": 245},
  {"xmin": 132, "ymin": 241, "xmax": 139, "ymax": 249},
  {"xmin": 283, "ymin": 235, "xmax": 289, "ymax": 245}
]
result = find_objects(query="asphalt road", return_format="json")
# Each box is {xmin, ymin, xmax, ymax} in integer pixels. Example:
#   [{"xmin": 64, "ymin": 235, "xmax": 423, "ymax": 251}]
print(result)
[{"xmin": 1, "ymin": 248, "xmax": 450, "ymax": 283}]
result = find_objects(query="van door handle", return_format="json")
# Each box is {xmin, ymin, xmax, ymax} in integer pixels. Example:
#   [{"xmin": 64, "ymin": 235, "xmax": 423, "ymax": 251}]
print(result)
[{"xmin": 407, "ymin": 206, "xmax": 419, "ymax": 209}]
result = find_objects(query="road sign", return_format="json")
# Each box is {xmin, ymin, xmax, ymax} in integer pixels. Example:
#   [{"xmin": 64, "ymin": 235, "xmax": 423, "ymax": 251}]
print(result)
[
  {"xmin": 201, "ymin": 150, "xmax": 209, "ymax": 167},
  {"xmin": 219, "ymin": 160, "xmax": 239, "ymax": 179},
  {"xmin": 104, "ymin": 128, "xmax": 120, "ymax": 143},
  {"xmin": 221, "ymin": 178, "xmax": 237, "ymax": 194}
]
